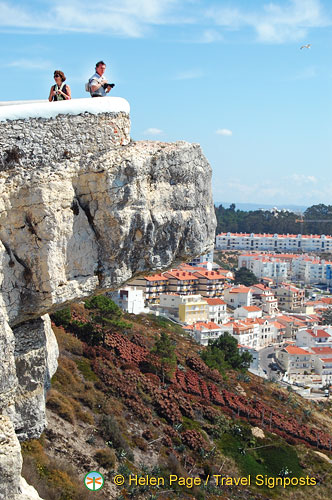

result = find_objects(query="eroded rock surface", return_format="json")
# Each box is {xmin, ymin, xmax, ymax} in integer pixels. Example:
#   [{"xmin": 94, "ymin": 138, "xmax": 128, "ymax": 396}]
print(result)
[{"xmin": 0, "ymin": 107, "xmax": 216, "ymax": 499}]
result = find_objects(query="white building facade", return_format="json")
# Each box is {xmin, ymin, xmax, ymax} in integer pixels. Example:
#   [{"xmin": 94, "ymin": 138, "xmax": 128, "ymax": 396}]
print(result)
[{"xmin": 216, "ymin": 232, "xmax": 332, "ymax": 253}]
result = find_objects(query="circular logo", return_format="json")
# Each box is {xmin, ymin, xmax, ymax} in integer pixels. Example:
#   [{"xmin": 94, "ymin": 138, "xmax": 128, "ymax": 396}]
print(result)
[{"xmin": 84, "ymin": 471, "xmax": 104, "ymax": 491}]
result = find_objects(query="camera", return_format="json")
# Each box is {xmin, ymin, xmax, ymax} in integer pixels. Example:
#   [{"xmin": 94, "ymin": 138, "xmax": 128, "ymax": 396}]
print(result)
[{"xmin": 103, "ymin": 83, "xmax": 115, "ymax": 89}]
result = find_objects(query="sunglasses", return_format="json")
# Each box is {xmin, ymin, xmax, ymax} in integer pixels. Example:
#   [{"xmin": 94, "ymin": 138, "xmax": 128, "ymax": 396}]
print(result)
[{"xmin": 54, "ymin": 74, "xmax": 61, "ymax": 78}]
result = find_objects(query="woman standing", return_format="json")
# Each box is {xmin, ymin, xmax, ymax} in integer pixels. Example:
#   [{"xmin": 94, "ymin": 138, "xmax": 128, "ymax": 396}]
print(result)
[{"xmin": 49, "ymin": 70, "xmax": 71, "ymax": 101}]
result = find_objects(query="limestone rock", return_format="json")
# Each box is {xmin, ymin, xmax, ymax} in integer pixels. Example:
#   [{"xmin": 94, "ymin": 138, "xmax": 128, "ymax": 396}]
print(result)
[
  {"xmin": 0, "ymin": 415, "xmax": 22, "ymax": 500},
  {"xmin": 11, "ymin": 315, "xmax": 58, "ymax": 440},
  {"xmin": 0, "ymin": 139, "xmax": 215, "ymax": 326},
  {"xmin": 0, "ymin": 108, "xmax": 216, "ymax": 499}
]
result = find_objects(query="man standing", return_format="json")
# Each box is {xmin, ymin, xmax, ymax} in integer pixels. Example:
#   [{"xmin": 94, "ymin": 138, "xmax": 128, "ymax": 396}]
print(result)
[{"xmin": 88, "ymin": 61, "xmax": 114, "ymax": 97}]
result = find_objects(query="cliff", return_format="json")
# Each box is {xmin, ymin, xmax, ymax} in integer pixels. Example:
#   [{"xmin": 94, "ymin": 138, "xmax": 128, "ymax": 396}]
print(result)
[{"xmin": 0, "ymin": 98, "xmax": 216, "ymax": 499}]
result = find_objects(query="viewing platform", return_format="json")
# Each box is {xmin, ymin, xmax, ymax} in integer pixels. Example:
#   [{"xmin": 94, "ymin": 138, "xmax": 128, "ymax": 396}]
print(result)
[
  {"xmin": 0, "ymin": 97, "xmax": 130, "ymax": 121},
  {"xmin": 0, "ymin": 98, "xmax": 131, "ymax": 167}
]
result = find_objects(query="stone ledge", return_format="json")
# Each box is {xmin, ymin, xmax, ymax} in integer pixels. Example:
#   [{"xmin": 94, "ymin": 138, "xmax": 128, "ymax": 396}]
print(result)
[{"xmin": 0, "ymin": 97, "xmax": 130, "ymax": 121}]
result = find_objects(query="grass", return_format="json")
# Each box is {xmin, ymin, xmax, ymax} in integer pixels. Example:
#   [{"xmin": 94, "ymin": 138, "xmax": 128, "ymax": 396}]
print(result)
[
  {"xmin": 147, "ymin": 314, "xmax": 185, "ymax": 335},
  {"xmin": 217, "ymin": 431, "xmax": 305, "ymax": 496},
  {"xmin": 75, "ymin": 358, "xmax": 99, "ymax": 382},
  {"xmin": 21, "ymin": 439, "xmax": 97, "ymax": 500}
]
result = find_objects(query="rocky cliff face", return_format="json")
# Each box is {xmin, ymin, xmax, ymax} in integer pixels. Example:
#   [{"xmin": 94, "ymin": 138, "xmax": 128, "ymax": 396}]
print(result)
[{"xmin": 0, "ymin": 100, "xmax": 216, "ymax": 499}]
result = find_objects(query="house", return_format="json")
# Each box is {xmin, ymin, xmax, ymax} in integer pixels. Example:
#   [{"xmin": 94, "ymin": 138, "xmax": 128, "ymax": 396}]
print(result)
[
  {"xmin": 310, "ymin": 346, "xmax": 332, "ymax": 358},
  {"xmin": 268, "ymin": 320, "xmax": 287, "ymax": 342},
  {"xmin": 187, "ymin": 250, "xmax": 214, "ymax": 266},
  {"xmin": 223, "ymin": 286, "xmax": 252, "ymax": 309},
  {"xmin": 129, "ymin": 273, "xmax": 168, "ymax": 304},
  {"xmin": 234, "ymin": 305, "xmax": 262, "ymax": 320},
  {"xmin": 229, "ymin": 320, "xmax": 259, "ymax": 349},
  {"xmin": 275, "ymin": 283, "xmax": 305, "ymax": 312},
  {"xmin": 251, "ymin": 284, "xmax": 279, "ymax": 315},
  {"xmin": 158, "ymin": 293, "xmax": 208, "ymax": 325},
  {"xmin": 296, "ymin": 327, "xmax": 331, "ymax": 349},
  {"xmin": 192, "ymin": 269, "xmax": 231, "ymax": 298},
  {"xmin": 277, "ymin": 346, "xmax": 313, "ymax": 379},
  {"xmin": 188, "ymin": 321, "xmax": 223, "ymax": 346},
  {"xmin": 163, "ymin": 270, "xmax": 198, "ymax": 295},
  {"xmin": 109, "ymin": 286, "xmax": 146, "ymax": 315},
  {"xmin": 204, "ymin": 298, "xmax": 228, "ymax": 324},
  {"xmin": 313, "ymin": 357, "xmax": 332, "ymax": 386},
  {"xmin": 256, "ymin": 318, "xmax": 277, "ymax": 347},
  {"xmin": 277, "ymin": 314, "xmax": 304, "ymax": 339},
  {"xmin": 238, "ymin": 253, "xmax": 289, "ymax": 280},
  {"xmin": 309, "ymin": 346, "xmax": 332, "ymax": 385}
]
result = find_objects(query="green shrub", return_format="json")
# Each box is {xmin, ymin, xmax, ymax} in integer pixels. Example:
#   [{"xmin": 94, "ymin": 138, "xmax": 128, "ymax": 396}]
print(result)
[
  {"xmin": 46, "ymin": 390, "xmax": 75, "ymax": 424},
  {"xmin": 100, "ymin": 414, "xmax": 133, "ymax": 461},
  {"xmin": 51, "ymin": 307, "xmax": 71, "ymax": 327},
  {"xmin": 201, "ymin": 332, "xmax": 252, "ymax": 373},
  {"xmin": 53, "ymin": 326, "xmax": 83, "ymax": 355},
  {"xmin": 75, "ymin": 359, "xmax": 99, "ymax": 382},
  {"xmin": 95, "ymin": 448, "xmax": 116, "ymax": 469}
]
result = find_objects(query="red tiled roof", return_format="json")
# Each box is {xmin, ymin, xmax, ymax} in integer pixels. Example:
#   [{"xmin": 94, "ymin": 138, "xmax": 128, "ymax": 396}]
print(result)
[
  {"xmin": 165, "ymin": 270, "xmax": 198, "ymax": 280},
  {"xmin": 194, "ymin": 321, "xmax": 221, "ymax": 331},
  {"xmin": 242, "ymin": 306, "xmax": 261, "ymax": 312},
  {"xmin": 193, "ymin": 270, "xmax": 229, "ymax": 280},
  {"xmin": 285, "ymin": 346, "xmax": 310, "ymax": 355},
  {"xmin": 205, "ymin": 298, "xmax": 226, "ymax": 305},
  {"xmin": 217, "ymin": 232, "xmax": 332, "ymax": 239},
  {"xmin": 311, "ymin": 347, "xmax": 332, "ymax": 355},
  {"xmin": 229, "ymin": 287, "xmax": 251, "ymax": 293},
  {"xmin": 313, "ymin": 329, "xmax": 330, "ymax": 338},
  {"xmin": 144, "ymin": 273, "xmax": 168, "ymax": 281}
]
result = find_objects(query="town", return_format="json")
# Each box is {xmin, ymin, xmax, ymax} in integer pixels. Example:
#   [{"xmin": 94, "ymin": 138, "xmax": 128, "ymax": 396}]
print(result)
[{"xmin": 110, "ymin": 231, "xmax": 332, "ymax": 397}]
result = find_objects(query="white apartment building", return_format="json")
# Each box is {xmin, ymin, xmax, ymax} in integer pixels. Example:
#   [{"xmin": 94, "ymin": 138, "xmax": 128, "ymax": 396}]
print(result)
[
  {"xmin": 158, "ymin": 293, "xmax": 208, "ymax": 324},
  {"xmin": 291, "ymin": 257, "xmax": 332, "ymax": 284},
  {"xmin": 189, "ymin": 321, "xmax": 223, "ymax": 346},
  {"xmin": 223, "ymin": 286, "xmax": 252, "ymax": 309},
  {"xmin": 314, "ymin": 357, "xmax": 332, "ymax": 386},
  {"xmin": 205, "ymin": 298, "xmax": 229, "ymax": 324},
  {"xmin": 188, "ymin": 250, "xmax": 214, "ymax": 266},
  {"xmin": 238, "ymin": 254, "xmax": 289, "ymax": 280},
  {"xmin": 277, "ymin": 346, "xmax": 314, "ymax": 379},
  {"xmin": 234, "ymin": 305, "xmax": 262, "ymax": 320},
  {"xmin": 110, "ymin": 287, "xmax": 146, "ymax": 314},
  {"xmin": 238, "ymin": 252, "xmax": 332, "ymax": 285},
  {"xmin": 296, "ymin": 327, "xmax": 332, "ymax": 349},
  {"xmin": 230, "ymin": 320, "xmax": 259, "ymax": 349},
  {"xmin": 251, "ymin": 284, "xmax": 279, "ymax": 315},
  {"xmin": 216, "ymin": 232, "xmax": 332, "ymax": 253}
]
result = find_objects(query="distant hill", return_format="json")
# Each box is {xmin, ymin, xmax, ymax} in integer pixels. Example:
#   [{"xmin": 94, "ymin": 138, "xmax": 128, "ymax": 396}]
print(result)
[
  {"xmin": 216, "ymin": 201, "xmax": 307, "ymax": 213},
  {"xmin": 215, "ymin": 203, "xmax": 332, "ymax": 236}
]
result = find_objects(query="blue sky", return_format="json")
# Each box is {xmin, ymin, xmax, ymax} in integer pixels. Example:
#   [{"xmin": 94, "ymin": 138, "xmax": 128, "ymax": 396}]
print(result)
[{"xmin": 0, "ymin": 0, "xmax": 331, "ymax": 207}]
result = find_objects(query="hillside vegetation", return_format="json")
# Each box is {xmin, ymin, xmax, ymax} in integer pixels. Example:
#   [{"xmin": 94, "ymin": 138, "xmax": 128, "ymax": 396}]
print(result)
[
  {"xmin": 22, "ymin": 298, "xmax": 332, "ymax": 500},
  {"xmin": 215, "ymin": 203, "xmax": 332, "ymax": 236}
]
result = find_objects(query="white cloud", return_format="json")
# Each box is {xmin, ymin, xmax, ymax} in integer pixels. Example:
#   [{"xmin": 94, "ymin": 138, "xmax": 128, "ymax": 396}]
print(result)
[
  {"xmin": 216, "ymin": 128, "xmax": 232, "ymax": 136},
  {"xmin": 284, "ymin": 66, "xmax": 317, "ymax": 81},
  {"xmin": 290, "ymin": 174, "xmax": 318, "ymax": 184},
  {"xmin": 213, "ymin": 173, "xmax": 325, "ymax": 205},
  {"xmin": 199, "ymin": 29, "xmax": 223, "ymax": 43},
  {"xmin": 207, "ymin": 0, "xmax": 330, "ymax": 43},
  {"xmin": 0, "ymin": 0, "xmax": 329, "ymax": 42},
  {"xmin": 6, "ymin": 59, "xmax": 52, "ymax": 70},
  {"xmin": 173, "ymin": 69, "xmax": 203, "ymax": 80},
  {"xmin": 143, "ymin": 127, "xmax": 163, "ymax": 135},
  {"xmin": 0, "ymin": 0, "xmax": 180, "ymax": 36}
]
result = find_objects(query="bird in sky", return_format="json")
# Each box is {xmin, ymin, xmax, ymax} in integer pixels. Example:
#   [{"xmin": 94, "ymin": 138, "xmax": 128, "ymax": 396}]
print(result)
[{"xmin": 300, "ymin": 44, "xmax": 311, "ymax": 49}]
